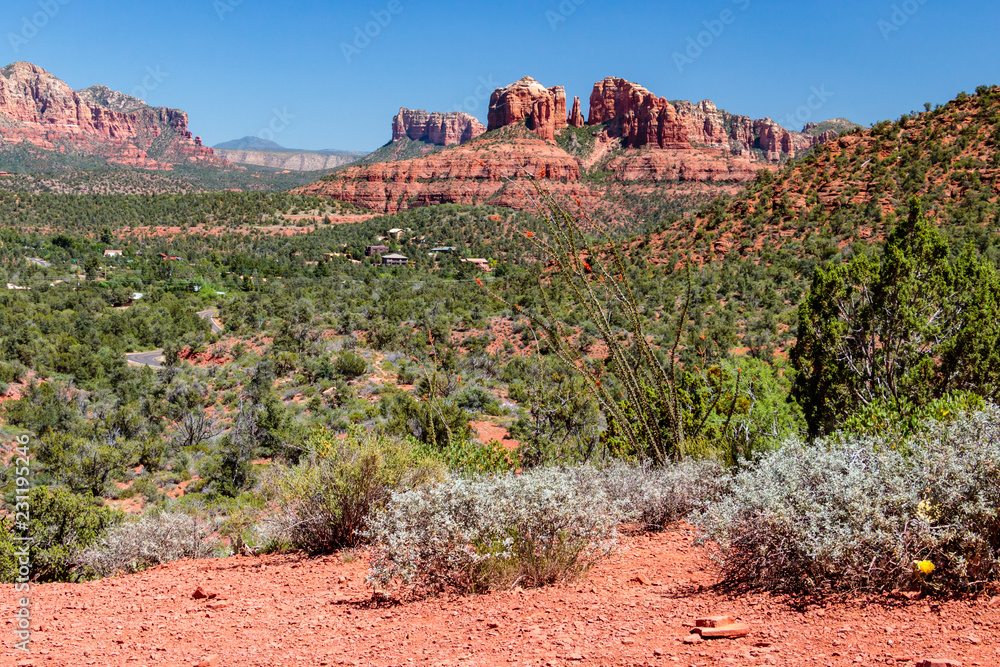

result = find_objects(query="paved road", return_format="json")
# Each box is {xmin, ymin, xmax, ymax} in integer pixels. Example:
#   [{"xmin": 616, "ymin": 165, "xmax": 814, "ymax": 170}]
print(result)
[
  {"xmin": 127, "ymin": 309, "xmax": 223, "ymax": 368},
  {"xmin": 197, "ymin": 308, "xmax": 224, "ymax": 334},
  {"xmin": 126, "ymin": 350, "xmax": 165, "ymax": 369}
]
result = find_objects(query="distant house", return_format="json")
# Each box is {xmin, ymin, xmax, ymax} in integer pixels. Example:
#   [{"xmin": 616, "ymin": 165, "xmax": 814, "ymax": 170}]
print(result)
[
  {"xmin": 381, "ymin": 253, "xmax": 409, "ymax": 267},
  {"xmin": 387, "ymin": 228, "xmax": 406, "ymax": 240},
  {"xmin": 430, "ymin": 246, "xmax": 457, "ymax": 254},
  {"xmin": 6, "ymin": 283, "xmax": 29, "ymax": 290},
  {"xmin": 104, "ymin": 249, "xmax": 123, "ymax": 257},
  {"xmin": 461, "ymin": 258, "xmax": 492, "ymax": 272},
  {"xmin": 365, "ymin": 244, "xmax": 390, "ymax": 257}
]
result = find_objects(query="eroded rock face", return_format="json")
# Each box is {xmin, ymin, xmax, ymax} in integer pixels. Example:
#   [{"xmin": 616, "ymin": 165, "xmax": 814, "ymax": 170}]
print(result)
[
  {"xmin": 587, "ymin": 77, "xmax": 690, "ymax": 150},
  {"xmin": 0, "ymin": 61, "xmax": 226, "ymax": 170},
  {"xmin": 568, "ymin": 96, "xmax": 585, "ymax": 128},
  {"xmin": 294, "ymin": 131, "xmax": 599, "ymax": 213},
  {"xmin": 392, "ymin": 108, "xmax": 486, "ymax": 146},
  {"xmin": 487, "ymin": 77, "xmax": 567, "ymax": 142},
  {"xmin": 673, "ymin": 99, "xmax": 825, "ymax": 161}
]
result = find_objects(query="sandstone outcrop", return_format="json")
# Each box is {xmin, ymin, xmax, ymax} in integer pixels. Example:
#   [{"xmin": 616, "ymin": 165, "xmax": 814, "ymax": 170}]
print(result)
[
  {"xmin": 0, "ymin": 61, "xmax": 227, "ymax": 170},
  {"xmin": 294, "ymin": 129, "xmax": 599, "ymax": 214},
  {"xmin": 392, "ymin": 108, "xmax": 486, "ymax": 146},
  {"xmin": 487, "ymin": 77, "xmax": 567, "ymax": 142},
  {"xmin": 673, "ymin": 99, "xmax": 836, "ymax": 161},
  {"xmin": 587, "ymin": 77, "xmax": 690, "ymax": 150},
  {"xmin": 568, "ymin": 96, "xmax": 585, "ymax": 128}
]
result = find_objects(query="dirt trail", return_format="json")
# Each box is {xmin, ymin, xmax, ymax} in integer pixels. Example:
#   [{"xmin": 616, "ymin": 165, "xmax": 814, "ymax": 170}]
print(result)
[{"xmin": 3, "ymin": 528, "xmax": 998, "ymax": 666}]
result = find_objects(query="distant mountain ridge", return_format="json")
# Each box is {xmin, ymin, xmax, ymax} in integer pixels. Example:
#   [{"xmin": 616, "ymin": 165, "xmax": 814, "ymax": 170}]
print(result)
[
  {"xmin": 214, "ymin": 148, "xmax": 361, "ymax": 172},
  {"xmin": 213, "ymin": 135, "xmax": 368, "ymax": 156}
]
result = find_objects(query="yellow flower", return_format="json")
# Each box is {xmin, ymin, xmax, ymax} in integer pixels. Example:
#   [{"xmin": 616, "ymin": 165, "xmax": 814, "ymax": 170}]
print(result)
[{"xmin": 916, "ymin": 560, "xmax": 935, "ymax": 575}]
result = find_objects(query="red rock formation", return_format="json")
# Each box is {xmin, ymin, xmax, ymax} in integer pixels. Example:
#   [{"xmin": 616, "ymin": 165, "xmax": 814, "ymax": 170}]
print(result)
[
  {"xmin": 587, "ymin": 77, "xmax": 689, "ymax": 150},
  {"xmin": 568, "ymin": 96, "xmax": 585, "ymax": 128},
  {"xmin": 294, "ymin": 130, "xmax": 599, "ymax": 214},
  {"xmin": 607, "ymin": 148, "xmax": 773, "ymax": 183},
  {"xmin": 392, "ymin": 108, "xmax": 486, "ymax": 146},
  {"xmin": 672, "ymin": 98, "xmax": 836, "ymax": 162},
  {"xmin": 487, "ymin": 77, "xmax": 567, "ymax": 142},
  {"xmin": 0, "ymin": 62, "xmax": 227, "ymax": 170}
]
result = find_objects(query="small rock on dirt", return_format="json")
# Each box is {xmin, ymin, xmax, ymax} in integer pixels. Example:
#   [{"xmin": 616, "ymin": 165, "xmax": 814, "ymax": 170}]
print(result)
[
  {"xmin": 696, "ymin": 615, "xmax": 735, "ymax": 628},
  {"xmin": 192, "ymin": 586, "xmax": 217, "ymax": 600},
  {"xmin": 916, "ymin": 660, "xmax": 962, "ymax": 667}
]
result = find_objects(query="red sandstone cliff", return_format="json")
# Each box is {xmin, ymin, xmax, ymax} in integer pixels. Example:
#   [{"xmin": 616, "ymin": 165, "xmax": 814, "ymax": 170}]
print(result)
[
  {"xmin": 294, "ymin": 126, "xmax": 599, "ymax": 214},
  {"xmin": 392, "ymin": 108, "xmax": 486, "ymax": 146},
  {"xmin": 487, "ymin": 77, "xmax": 567, "ymax": 142},
  {"xmin": 587, "ymin": 77, "xmax": 690, "ymax": 150},
  {"xmin": 672, "ymin": 99, "xmax": 835, "ymax": 162},
  {"xmin": 0, "ymin": 62, "xmax": 228, "ymax": 170}
]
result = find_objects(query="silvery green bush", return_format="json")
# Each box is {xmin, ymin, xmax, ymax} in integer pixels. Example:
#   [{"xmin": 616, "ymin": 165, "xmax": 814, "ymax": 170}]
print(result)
[
  {"xmin": 595, "ymin": 459, "xmax": 727, "ymax": 530},
  {"xmin": 366, "ymin": 467, "xmax": 619, "ymax": 596},
  {"xmin": 693, "ymin": 407, "xmax": 1000, "ymax": 594},
  {"xmin": 74, "ymin": 511, "xmax": 222, "ymax": 579}
]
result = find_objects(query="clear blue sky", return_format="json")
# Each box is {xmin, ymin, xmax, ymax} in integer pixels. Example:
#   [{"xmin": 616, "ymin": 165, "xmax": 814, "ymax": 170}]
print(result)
[{"xmin": 5, "ymin": 0, "xmax": 998, "ymax": 152}]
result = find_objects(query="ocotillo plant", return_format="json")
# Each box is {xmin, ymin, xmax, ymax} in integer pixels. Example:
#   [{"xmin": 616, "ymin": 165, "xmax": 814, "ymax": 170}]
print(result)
[{"xmin": 480, "ymin": 172, "xmax": 691, "ymax": 463}]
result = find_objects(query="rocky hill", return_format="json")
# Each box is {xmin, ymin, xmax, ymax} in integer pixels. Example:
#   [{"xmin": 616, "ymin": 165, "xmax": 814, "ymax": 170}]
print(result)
[
  {"xmin": 0, "ymin": 62, "xmax": 228, "ymax": 171},
  {"xmin": 295, "ymin": 123, "xmax": 601, "ymax": 214},
  {"xmin": 656, "ymin": 86, "xmax": 1000, "ymax": 261},
  {"xmin": 296, "ymin": 75, "xmax": 856, "ymax": 217}
]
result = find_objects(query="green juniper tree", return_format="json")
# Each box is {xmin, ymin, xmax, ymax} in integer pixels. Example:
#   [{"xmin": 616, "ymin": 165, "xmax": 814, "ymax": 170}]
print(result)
[{"xmin": 792, "ymin": 199, "xmax": 1000, "ymax": 435}]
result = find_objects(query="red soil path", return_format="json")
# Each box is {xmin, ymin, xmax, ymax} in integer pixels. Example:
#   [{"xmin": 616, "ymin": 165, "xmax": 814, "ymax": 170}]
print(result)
[{"xmin": 3, "ymin": 529, "xmax": 998, "ymax": 666}]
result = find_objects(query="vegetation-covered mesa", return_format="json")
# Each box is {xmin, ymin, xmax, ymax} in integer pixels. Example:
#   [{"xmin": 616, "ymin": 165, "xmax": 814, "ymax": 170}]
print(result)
[{"xmin": 4, "ymin": 85, "xmax": 1000, "ymax": 608}]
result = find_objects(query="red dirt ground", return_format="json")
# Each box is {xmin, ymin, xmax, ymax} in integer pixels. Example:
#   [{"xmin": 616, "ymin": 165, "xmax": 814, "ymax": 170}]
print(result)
[{"xmin": 5, "ymin": 528, "xmax": 998, "ymax": 667}]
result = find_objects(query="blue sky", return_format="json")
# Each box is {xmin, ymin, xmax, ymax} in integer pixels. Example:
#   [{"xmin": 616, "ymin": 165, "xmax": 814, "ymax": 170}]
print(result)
[{"xmin": 5, "ymin": 0, "xmax": 998, "ymax": 151}]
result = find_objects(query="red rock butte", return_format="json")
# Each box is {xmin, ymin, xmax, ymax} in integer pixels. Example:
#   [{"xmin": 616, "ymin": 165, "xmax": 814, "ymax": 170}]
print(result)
[
  {"xmin": 392, "ymin": 108, "xmax": 486, "ymax": 146},
  {"xmin": 0, "ymin": 61, "xmax": 228, "ymax": 170},
  {"xmin": 588, "ymin": 76, "xmax": 691, "ymax": 150},
  {"xmin": 487, "ymin": 76, "xmax": 568, "ymax": 142}
]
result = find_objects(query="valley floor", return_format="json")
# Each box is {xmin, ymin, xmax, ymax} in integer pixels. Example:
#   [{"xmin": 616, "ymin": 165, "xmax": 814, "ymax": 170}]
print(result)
[{"xmin": 4, "ymin": 529, "xmax": 998, "ymax": 667}]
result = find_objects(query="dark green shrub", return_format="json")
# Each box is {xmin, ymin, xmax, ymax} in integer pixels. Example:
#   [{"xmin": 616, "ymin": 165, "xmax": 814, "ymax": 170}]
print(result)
[
  {"xmin": 334, "ymin": 352, "xmax": 368, "ymax": 379},
  {"xmin": 0, "ymin": 488, "xmax": 124, "ymax": 583}
]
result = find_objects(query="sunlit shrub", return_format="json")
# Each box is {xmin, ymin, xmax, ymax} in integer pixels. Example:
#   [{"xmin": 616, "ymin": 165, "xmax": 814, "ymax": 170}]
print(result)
[
  {"xmin": 74, "ymin": 511, "xmax": 222, "ymax": 578},
  {"xmin": 693, "ymin": 407, "xmax": 1000, "ymax": 594},
  {"xmin": 366, "ymin": 467, "xmax": 618, "ymax": 596}
]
